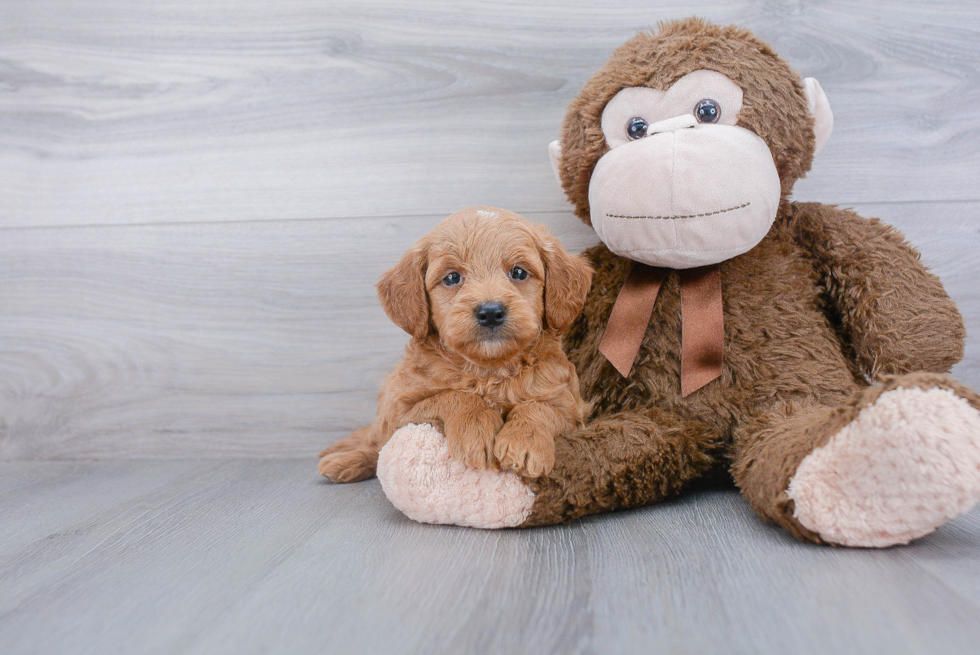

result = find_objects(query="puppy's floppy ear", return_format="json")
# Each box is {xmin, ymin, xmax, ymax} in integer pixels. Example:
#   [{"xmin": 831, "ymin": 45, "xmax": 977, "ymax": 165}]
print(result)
[
  {"xmin": 376, "ymin": 242, "xmax": 430, "ymax": 339},
  {"xmin": 537, "ymin": 226, "xmax": 593, "ymax": 333}
]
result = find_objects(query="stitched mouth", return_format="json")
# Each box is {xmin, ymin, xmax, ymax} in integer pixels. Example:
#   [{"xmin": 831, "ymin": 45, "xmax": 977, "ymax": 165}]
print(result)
[{"xmin": 606, "ymin": 201, "xmax": 751, "ymax": 220}]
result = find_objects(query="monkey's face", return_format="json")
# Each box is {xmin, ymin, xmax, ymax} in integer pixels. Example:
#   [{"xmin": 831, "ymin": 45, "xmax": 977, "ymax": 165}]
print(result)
[
  {"xmin": 589, "ymin": 70, "xmax": 781, "ymax": 269},
  {"xmin": 549, "ymin": 21, "xmax": 834, "ymax": 270}
]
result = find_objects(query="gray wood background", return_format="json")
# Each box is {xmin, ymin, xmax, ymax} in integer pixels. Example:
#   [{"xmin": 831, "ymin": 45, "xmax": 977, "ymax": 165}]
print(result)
[
  {"xmin": 3, "ymin": 2, "xmax": 980, "ymax": 654},
  {"xmin": 1, "ymin": 0, "xmax": 978, "ymax": 459},
  {"xmin": 1, "ymin": 459, "xmax": 979, "ymax": 655}
]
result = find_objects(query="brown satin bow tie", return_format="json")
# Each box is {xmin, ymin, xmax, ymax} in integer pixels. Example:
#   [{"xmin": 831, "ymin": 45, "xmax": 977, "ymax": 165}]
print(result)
[{"xmin": 598, "ymin": 262, "xmax": 724, "ymax": 397}]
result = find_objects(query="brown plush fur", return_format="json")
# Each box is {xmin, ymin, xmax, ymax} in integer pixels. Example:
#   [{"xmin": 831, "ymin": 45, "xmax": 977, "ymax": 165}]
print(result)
[
  {"xmin": 514, "ymin": 18, "xmax": 970, "ymax": 538},
  {"xmin": 731, "ymin": 371, "xmax": 980, "ymax": 543},
  {"xmin": 319, "ymin": 207, "xmax": 593, "ymax": 482}
]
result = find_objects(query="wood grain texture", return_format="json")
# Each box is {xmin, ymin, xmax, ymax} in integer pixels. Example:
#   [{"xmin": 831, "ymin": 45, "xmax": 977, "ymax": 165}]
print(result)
[
  {"xmin": 3, "ymin": 4, "xmax": 980, "ymax": 654},
  {"xmin": 1, "ymin": 460, "xmax": 979, "ymax": 655},
  {"xmin": 0, "ymin": 0, "xmax": 977, "ymax": 460},
  {"xmin": 0, "ymin": 202, "xmax": 975, "ymax": 459},
  {"xmin": 0, "ymin": 0, "xmax": 979, "ymax": 229},
  {"xmin": 0, "ymin": 210, "xmax": 596, "ymax": 459}
]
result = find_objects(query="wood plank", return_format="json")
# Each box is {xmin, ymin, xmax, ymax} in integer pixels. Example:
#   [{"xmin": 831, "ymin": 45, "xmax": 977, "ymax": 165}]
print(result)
[
  {"xmin": 0, "ymin": 210, "xmax": 595, "ymax": 459},
  {"xmin": 582, "ymin": 492, "xmax": 980, "ymax": 654},
  {"xmin": 1, "ymin": 202, "xmax": 976, "ymax": 459},
  {"xmin": 897, "ymin": 508, "xmax": 980, "ymax": 613},
  {"xmin": 0, "ymin": 460, "xmax": 225, "ymax": 614},
  {"xmin": 0, "ymin": 460, "xmax": 378, "ymax": 653},
  {"xmin": 1, "ymin": 460, "xmax": 979, "ymax": 654},
  {"xmin": 1, "ymin": 0, "xmax": 979, "ymax": 229}
]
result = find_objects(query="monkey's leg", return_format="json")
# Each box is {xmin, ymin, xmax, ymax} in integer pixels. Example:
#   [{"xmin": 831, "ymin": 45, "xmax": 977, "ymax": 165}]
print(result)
[
  {"xmin": 732, "ymin": 373, "xmax": 980, "ymax": 547},
  {"xmin": 376, "ymin": 411, "xmax": 721, "ymax": 528}
]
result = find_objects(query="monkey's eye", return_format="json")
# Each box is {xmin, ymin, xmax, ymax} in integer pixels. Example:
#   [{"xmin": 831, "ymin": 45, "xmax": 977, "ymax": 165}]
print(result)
[
  {"xmin": 509, "ymin": 266, "xmax": 529, "ymax": 281},
  {"xmin": 695, "ymin": 99, "xmax": 721, "ymax": 124},
  {"xmin": 626, "ymin": 117, "xmax": 648, "ymax": 140},
  {"xmin": 443, "ymin": 271, "xmax": 462, "ymax": 287}
]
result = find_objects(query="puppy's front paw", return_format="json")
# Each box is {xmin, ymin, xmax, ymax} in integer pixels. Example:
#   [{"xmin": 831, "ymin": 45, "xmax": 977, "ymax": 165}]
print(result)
[
  {"xmin": 445, "ymin": 409, "xmax": 503, "ymax": 470},
  {"xmin": 493, "ymin": 422, "xmax": 555, "ymax": 479},
  {"xmin": 318, "ymin": 450, "xmax": 377, "ymax": 483},
  {"xmin": 318, "ymin": 441, "xmax": 350, "ymax": 458}
]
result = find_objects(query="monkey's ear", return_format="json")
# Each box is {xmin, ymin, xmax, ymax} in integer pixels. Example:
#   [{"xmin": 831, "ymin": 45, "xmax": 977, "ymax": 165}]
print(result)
[
  {"xmin": 538, "ymin": 227, "xmax": 593, "ymax": 333},
  {"xmin": 548, "ymin": 140, "xmax": 562, "ymax": 182},
  {"xmin": 804, "ymin": 78, "xmax": 834, "ymax": 157},
  {"xmin": 376, "ymin": 243, "xmax": 430, "ymax": 340}
]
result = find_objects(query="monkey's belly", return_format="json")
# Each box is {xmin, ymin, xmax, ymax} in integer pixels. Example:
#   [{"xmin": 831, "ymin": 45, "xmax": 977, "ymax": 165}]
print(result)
[{"xmin": 576, "ymin": 235, "xmax": 860, "ymax": 422}]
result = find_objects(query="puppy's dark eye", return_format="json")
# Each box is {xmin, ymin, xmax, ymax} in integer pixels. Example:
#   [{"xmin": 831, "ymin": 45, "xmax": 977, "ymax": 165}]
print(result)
[
  {"xmin": 695, "ymin": 99, "xmax": 720, "ymax": 124},
  {"xmin": 443, "ymin": 272, "xmax": 462, "ymax": 287},
  {"xmin": 627, "ymin": 117, "xmax": 648, "ymax": 140},
  {"xmin": 509, "ymin": 266, "xmax": 529, "ymax": 281}
]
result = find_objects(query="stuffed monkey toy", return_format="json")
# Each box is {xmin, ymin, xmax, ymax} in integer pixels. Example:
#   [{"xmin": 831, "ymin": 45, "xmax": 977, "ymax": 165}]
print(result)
[{"xmin": 375, "ymin": 18, "xmax": 980, "ymax": 547}]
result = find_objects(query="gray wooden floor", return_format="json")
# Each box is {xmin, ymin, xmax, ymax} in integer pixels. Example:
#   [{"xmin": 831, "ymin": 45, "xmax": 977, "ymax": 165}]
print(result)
[
  {"xmin": 2, "ymin": 460, "xmax": 980, "ymax": 655},
  {"xmin": 2, "ymin": 1, "xmax": 980, "ymax": 653}
]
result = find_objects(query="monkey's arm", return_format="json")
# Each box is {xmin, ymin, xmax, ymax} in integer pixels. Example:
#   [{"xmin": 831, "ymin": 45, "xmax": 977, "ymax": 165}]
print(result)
[{"xmin": 786, "ymin": 201, "xmax": 964, "ymax": 378}]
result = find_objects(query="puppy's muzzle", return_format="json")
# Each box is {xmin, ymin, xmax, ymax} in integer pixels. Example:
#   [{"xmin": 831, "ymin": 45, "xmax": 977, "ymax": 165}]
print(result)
[{"xmin": 475, "ymin": 301, "xmax": 507, "ymax": 329}]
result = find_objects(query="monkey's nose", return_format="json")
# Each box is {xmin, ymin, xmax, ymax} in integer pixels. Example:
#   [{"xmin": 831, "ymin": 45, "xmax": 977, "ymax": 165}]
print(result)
[
  {"xmin": 647, "ymin": 113, "xmax": 698, "ymax": 136},
  {"xmin": 475, "ymin": 301, "xmax": 507, "ymax": 328}
]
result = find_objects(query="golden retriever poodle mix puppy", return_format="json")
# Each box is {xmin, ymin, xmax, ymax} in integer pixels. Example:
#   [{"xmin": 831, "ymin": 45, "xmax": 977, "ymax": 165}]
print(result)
[{"xmin": 318, "ymin": 206, "xmax": 593, "ymax": 483}]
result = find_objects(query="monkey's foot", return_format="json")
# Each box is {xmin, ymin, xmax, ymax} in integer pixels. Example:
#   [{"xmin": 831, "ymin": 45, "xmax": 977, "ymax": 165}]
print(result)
[
  {"xmin": 377, "ymin": 423, "xmax": 535, "ymax": 529},
  {"xmin": 787, "ymin": 386, "xmax": 980, "ymax": 547}
]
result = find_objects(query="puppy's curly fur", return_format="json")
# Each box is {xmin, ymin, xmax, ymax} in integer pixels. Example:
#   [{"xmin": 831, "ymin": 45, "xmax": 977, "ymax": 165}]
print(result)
[{"xmin": 318, "ymin": 207, "xmax": 593, "ymax": 482}]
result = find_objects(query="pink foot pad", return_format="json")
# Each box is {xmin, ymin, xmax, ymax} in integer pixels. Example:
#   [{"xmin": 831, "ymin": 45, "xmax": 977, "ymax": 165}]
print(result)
[
  {"xmin": 788, "ymin": 387, "xmax": 980, "ymax": 547},
  {"xmin": 376, "ymin": 423, "xmax": 535, "ymax": 529}
]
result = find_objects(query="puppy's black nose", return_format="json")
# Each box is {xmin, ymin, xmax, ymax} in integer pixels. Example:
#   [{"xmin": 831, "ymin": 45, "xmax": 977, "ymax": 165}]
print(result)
[{"xmin": 475, "ymin": 301, "xmax": 507, "ymax": 328}]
